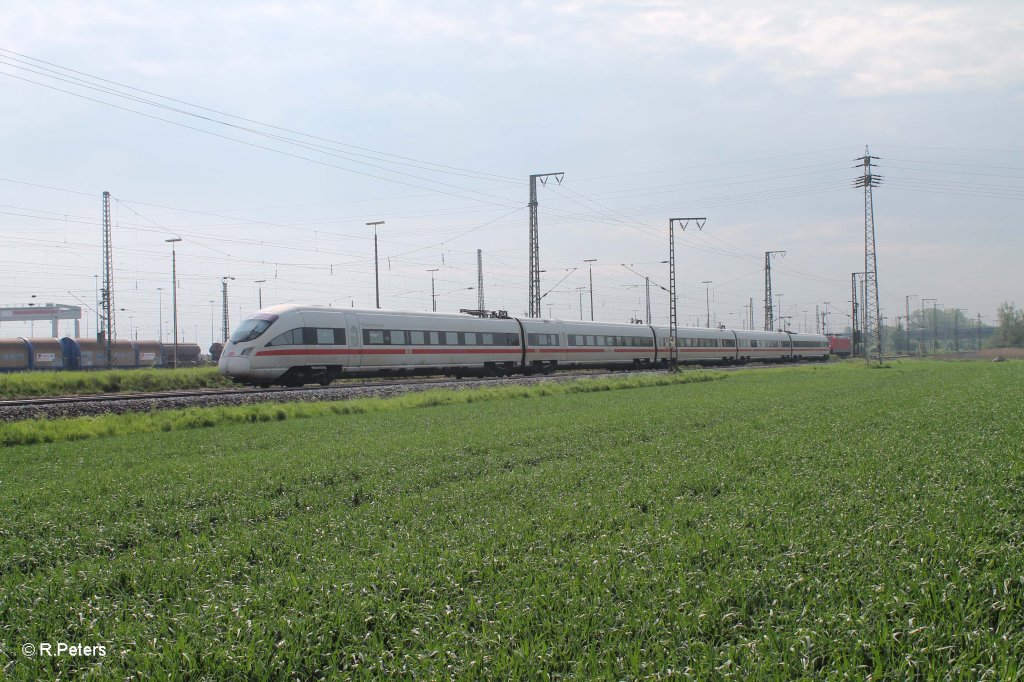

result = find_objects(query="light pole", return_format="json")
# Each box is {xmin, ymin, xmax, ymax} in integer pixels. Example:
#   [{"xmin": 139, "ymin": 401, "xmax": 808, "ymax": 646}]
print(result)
[
  {"xmin": 166, "ymin": 237, "xmax": 182, "ymax": 368},
  {"xmin": 367, "ymin": 221, "xmax": 385, "ymax": 308},
  {"xmin": 575, "ymin": 286, "xmax": 586, "ymax": 320},
  {"xmin": 157, "ymin": 287, "xmax": 164, "ymax": 343},
  {"xmin": 583, "ymin": 259, "xmax": 597, "ymax": 321},
  {"xmin": 427, "ymin": 269, "xmax": 439, "ymax": 312},
  {"xmin": 93, "ymin": 274, "xmax": 100, "ymax": 341},
  {"xmin": 905, "ymin": 294, "xmax": 917, "ymax": 355},
  {"xmin": 621, "ymin": 263, "xmax": 669, "ymax": 326},
  {"xmin": 255, "ymin": 280, "xmax": 267, "ymax": 309},
  {"xmin": 209, "ymin": 300, "xmax": 216, "ymax": 346},
  {"xmin": 921, "ymin": 298, "xmax": 936, "ymax": 355},
  {"xmin": 702, "ymin": 280, "xmax": 712, "ymax": 327}
]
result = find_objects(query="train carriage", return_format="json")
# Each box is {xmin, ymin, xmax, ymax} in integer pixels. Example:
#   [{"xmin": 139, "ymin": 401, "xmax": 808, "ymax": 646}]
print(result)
[
  {"xmin": 787, "ymin": 332, "xmax": 831, "ymax": 360},
  {"xmin": 0, "ymin": 338, "xmax": 30, "ymax": 371},
  {"xmin": 133, "ymin": 340, "xmax": 164, "ymax": 368},
  {"xmin": 350, "ymin": 308, "xmax": 523, "ymax": 376},
  {"xmin": 23, "ymin": 338, "xmax": 65, "ymax": 370},
  {"xmin": 555, "ymin": 320, "xmax": 657, "ymax": 369},
  {"xmin": 652, "ymin": 326, "xmax": 737, "ymax": 365}
]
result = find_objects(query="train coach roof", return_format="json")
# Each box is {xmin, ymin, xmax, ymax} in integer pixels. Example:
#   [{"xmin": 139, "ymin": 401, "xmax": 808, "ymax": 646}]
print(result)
[{"xmin": 0, "ymin": 338, "xmax": 29, "ymax": 352}]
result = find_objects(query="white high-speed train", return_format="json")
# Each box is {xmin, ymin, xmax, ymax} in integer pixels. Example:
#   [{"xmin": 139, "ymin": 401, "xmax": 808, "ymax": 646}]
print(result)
[{"xmin": 218, "ymin": 304, "xmax": 830, "ymax": 386}]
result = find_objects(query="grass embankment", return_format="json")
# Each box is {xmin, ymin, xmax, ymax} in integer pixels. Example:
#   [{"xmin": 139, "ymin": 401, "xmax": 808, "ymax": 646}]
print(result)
[
  {"xmin": 0, "ymin": 367, "xmax": 231, "ymax": 399},
  {"xmin": 2, "ymin": 361, "xmax": 1023, "ymax": 679},
  {"xmin": 0, "ymin": 372, "xmax": 722, "ymax": 446}
]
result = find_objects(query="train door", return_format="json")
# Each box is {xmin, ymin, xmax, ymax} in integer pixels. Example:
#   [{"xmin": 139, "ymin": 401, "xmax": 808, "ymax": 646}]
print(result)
[{"xmin": 344, "ymin": 312, "xmax": 363, "ymax": 371}]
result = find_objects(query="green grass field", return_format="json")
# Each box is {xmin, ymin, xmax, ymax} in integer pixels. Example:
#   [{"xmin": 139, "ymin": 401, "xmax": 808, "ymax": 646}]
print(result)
[{"xmin": 2, "ymin": 361, "xmax": 1022, "ymax": 679}]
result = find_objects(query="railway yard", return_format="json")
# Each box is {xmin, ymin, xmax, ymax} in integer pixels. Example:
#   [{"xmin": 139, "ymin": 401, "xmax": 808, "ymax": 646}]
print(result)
[{"xmin": 2, "ymin": 359, "xmax": 1023, "ymax": 679}]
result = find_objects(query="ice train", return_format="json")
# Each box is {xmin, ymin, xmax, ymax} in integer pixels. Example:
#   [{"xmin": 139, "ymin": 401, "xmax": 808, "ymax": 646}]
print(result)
[{"xmin": 219, "ymin": 304, "xmax": 830, "ymax": 387}]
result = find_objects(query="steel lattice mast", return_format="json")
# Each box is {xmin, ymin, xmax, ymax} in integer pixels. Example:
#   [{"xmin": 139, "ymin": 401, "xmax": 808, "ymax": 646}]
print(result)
[
  {"xmin": 101, "ymin": 191, "xmax": 115, "ymax": 367},
  {"xmin": 851, "ymin": 272, "xmax": 863, "ymax": 357},
  {"xmin": 528, "ymin": 172, "xmax": 563, "ymax": 317},
  {"xmin": 763, "ymin": 250, "xmax": 785, "ymax": 331},
  {"xmin": 668, "ymin": 218, "xmax": 705, "ymax": 369},
  {"xmin": 221, "ymin": 278, "xmax": 231, "ymax": 342},
  {"xmin": 477, "ymin": 249, "xmax": 485, "ymax": 311},
  {"xmin": 855, "ymin": 146, "xmax": 883, "ymax": 362}
]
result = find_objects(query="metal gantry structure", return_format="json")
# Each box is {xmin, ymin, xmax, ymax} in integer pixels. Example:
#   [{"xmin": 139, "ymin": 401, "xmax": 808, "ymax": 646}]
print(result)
[
  {"xmin": 763, "ymin": 250, "xmax": 785, "ymax": 331},
  {"xmin": 668, "ymin": 218, "xmax": 705, "ymax": 369},
  {"xmin": 528, "ymin": 172, "xmax": 564, "ymax": 318},
  {"xmin": 855, "ymin": 146, "xmax": 883, "ymax": 362},
  {"xmin": 101, "ymin": 191, "xmax": 115, "ymax": 366}
]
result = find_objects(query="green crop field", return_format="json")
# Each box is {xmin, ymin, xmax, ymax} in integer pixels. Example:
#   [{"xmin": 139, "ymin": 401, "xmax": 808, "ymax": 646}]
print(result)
[{"xmin": 2, "ymin": 361, "xmax": 1022, "ymax": 679}]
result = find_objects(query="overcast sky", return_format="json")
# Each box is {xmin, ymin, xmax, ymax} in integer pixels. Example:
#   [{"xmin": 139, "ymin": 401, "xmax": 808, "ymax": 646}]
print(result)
[{"xmin": 2, "ymin": 1, "xmax": 1022, "ymax": 347}]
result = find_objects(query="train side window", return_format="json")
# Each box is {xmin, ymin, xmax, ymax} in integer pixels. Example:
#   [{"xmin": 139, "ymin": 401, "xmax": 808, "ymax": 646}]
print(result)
[
  {"xmin": 391, "ymin": 330, "xmax": 406, "ymax": 345},
  {"xmin": 410, "ymin": 331, "xmax": 425, "ymax": 345},
  {"xmin": 481, "ymin": 333, "xmax": 493, "ymax": 345},
  {"xmin": 464, "ymin": 332, "xmax": 477, "ymax": 345},
  {"xmin": 301, "ymin": 328, "xmax": 317, "ymax": 345},
  {"xmin": 751, "ymin": 340, "xmax": 758, "ymax": 348},
  {"xmin": 333, "ymin": 328, "xmax": 347, "ymax": 345},
  {"xmin": 316, "ymin": 328, "xmax": 334, "ymax": 344},
  {"xmin": 364, "ymin": 329, "xmax": 385, "ymax": 345},
  {"xmin": 445, "ymin": 332, "xmax": 459, "ymax": 345},
  {"xmin": 428, "ymin": 331, "xmax": 439, "ymax": 345},
  {"xmin": 267, "ymin": 329, "xmax": 296, "ymax": 346}
]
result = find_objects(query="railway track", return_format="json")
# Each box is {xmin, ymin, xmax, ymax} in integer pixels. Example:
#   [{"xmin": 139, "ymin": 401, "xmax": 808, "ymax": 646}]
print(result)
[
  {"xmin": 0, "ymin": 372, "xmax": 620, "ymax": 409},
  {"xmin": 0, "ymin": 370, "xmax": 643, "ymax": 421},
  {"xmin": 0, "ymin": 362, "xmax": 829, "ymax": 422}
]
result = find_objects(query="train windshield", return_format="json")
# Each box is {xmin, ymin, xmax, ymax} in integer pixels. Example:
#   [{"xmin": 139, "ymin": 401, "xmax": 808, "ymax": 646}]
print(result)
[{"xmin": 230, "ymin": 313, "xmax": 279, "ymax": 343}]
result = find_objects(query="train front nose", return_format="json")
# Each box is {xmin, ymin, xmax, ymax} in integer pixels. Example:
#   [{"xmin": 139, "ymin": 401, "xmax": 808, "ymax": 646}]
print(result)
[{"xmin": 219, "ymin": 347, "xmax": 252, "ymax": 380}]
